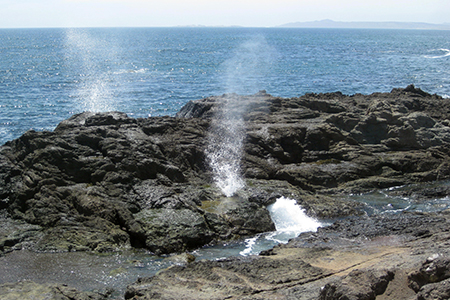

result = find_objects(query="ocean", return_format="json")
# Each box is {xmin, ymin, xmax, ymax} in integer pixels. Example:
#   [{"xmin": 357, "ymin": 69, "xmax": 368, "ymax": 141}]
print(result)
[{"xmin": 1, "ymin": 27, "xmax": 450, "ymax": 145}]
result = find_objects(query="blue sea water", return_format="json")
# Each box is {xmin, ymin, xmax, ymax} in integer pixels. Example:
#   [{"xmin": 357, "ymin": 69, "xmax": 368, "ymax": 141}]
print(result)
[{"xmin": 1, "ymin": 27, "xmax": 450, "ymax": 145}]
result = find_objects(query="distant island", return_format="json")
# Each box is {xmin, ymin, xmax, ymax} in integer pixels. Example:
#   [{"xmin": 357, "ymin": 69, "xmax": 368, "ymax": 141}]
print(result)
[{"xmin": 279, "ymin": 19, "xmax": 450, "ymax": 30}]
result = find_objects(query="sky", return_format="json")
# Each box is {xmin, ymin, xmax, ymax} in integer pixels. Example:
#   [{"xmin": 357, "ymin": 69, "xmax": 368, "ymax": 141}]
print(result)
[{"xmin": 1, "ymin": 0, "xmax": 449, "ymax": 28}]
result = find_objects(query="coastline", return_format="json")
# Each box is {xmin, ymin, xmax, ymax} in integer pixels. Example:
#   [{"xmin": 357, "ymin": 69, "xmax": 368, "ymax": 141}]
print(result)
[{"xmin": 2, "ymin": 85, "xmax": 450, "ymax": 298}]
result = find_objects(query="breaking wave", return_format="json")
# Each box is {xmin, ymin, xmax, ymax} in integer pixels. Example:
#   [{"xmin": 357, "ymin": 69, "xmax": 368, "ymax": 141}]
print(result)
[
  {"xmin": 425, "ymin": 48, "xmax": 450, "ymax": 59},
  {"xmin": 239, "ymin": 197, "xmax": 322, "ymax": 256}
]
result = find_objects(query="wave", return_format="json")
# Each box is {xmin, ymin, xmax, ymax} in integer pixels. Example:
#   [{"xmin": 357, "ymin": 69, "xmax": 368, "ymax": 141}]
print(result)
[
  {"xmin": 113, "ymin": 68, "xmax": 148, "ymax": 75},
  {"xmin": 425, "ymin": 48, "xmax": 450, "ymax": 59}
]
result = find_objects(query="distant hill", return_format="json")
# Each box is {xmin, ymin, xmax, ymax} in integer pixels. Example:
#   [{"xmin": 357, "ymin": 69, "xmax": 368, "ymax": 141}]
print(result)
[{"xmin": 279, "ymin": 19, "xmax": 450, "ymax": 30}]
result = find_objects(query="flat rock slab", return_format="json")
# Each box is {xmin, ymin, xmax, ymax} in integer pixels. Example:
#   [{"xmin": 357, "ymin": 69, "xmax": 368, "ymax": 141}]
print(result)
[
  {"xmin": 125, "ymin": 211, "xmax": 450, "ymax": 300},
  {"xmin": 0, "ymin": 280, "xmax": 108, "ymax": 300}
]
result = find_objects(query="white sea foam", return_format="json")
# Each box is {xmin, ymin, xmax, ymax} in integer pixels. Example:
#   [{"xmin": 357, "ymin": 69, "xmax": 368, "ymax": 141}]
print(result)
[
  {"xmin": 239, "ymin": 235, "xmax": 259, "ymax": 256},
  {"xmin": 113, "ymin": 68, "xmax": 148, "ymax": 75},
  {"xmin": 267, "ymin": 197, "xmax": 321, "ymax": 239},
  {"xmin": 239, "ymin": 197, "xmax": 322, "ymax": 256},
  {"xmin": 425, "ymin": 48, "xmax": 450, "ymax": 59}
]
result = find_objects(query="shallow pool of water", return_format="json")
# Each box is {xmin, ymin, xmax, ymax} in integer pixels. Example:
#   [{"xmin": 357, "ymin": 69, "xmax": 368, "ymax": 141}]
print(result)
[
  {"xmin": 343, "ymin": 180, "xmax": 450, "ymax": 216},
  {"xmin": 0, "ymin": 249, "xmax": 171, "ymax": 297}
]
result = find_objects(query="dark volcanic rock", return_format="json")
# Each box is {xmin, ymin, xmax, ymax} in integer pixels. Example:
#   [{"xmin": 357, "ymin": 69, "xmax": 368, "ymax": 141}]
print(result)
[
  {"xmin": 416, "ymin": 278, "xmax": 450, "ymax": 300},
  {"xmin": 1, "ymin": 86, "xmax": 450, "ymax": 298},
  {"xmin": 0, "ymin": 108, "xmax": 280, "ymax": 255},
  {"xmin": 1, "ymin": 86, "xmax": 450, "ymax": 256},
  {"xmin": 319, "ymin": 269, "xmax": 395, "ymax": 300},
  {"xmin": 409, "ymin": 257, "xmax": 450, "ymax": 292}
]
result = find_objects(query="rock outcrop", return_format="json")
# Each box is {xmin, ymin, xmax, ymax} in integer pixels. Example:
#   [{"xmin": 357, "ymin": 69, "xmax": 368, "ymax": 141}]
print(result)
[
  {"xmin": 1, "ymin": 85, "xmax": 450, "ymax": 256},
  {"xmin": 1, "ymin": 85, "xmax": 450, "ymax": 298},
  {"xmin": 0, "ymin": 112, "xmax": 279, "ymax": 255}
]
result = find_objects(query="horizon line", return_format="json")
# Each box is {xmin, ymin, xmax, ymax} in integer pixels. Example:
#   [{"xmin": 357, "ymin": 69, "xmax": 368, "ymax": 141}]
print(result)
[{"xmin": 1, "ymin": 20, "xmax": 450, "ymax": 30}]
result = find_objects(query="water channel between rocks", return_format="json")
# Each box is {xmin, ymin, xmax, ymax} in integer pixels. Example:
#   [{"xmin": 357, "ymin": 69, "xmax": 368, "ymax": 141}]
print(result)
[{"xmin": 1, "ymin": 182, "xmax": 450, "ymax": 298}]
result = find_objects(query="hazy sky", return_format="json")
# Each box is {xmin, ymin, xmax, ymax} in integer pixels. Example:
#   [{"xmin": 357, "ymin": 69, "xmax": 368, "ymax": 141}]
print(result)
[{"xmin": 1, "ymin": 0, "xmax": 449, "ymax": 28}]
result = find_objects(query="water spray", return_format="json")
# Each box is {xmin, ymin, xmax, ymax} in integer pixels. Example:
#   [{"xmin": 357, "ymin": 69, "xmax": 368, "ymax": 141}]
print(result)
[
  {"xmin": 64, "ymin": 28, "xmax": 117, "ymax": 113},
  {"xmin": 206, "ymin": 96, "xmax": 246, "ymax": 197},
  {"xmin": 206, "ymin": 35, "xmax": 275, "ymax": 196}
]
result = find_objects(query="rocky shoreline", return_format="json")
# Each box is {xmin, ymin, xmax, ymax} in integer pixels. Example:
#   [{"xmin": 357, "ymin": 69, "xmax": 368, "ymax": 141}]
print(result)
[
  {"xmin": 2, "ymin": 85, "xmax": 450, "ymax": 299},
  {"xmin": 125, "ymin": 211, "xmax": 450, "ymax": 300}
]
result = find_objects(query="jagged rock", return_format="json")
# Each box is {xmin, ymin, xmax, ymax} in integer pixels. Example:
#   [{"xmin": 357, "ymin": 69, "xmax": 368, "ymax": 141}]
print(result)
[
  {"xmin": 1, "ymin": 86, "xmax": 450, "ymax": 256},
  {"xmin": 416, "ymin": 278, "xmax": 450, "ymax": 300},
  {"xmin": 1, "ymin": 86, "xmax": 450, "ymax": 298},
  {"xmin": 319, "ymin": 269, "xmax": 395, "ymax": 300},
  {"xmin": 409, "ymin": 257, "xmax": 450, "ymax": 292}
]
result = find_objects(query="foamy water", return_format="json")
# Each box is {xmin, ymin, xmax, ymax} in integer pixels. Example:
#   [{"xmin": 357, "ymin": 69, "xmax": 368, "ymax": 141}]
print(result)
[
  {"xmin": 239, "ymin": 197, "xmax": 322, "ymax": 255},
  {"xmin": 268, "ymin": 197, "xmax": 322, "ymax": 235},
  {"xmin": 425, "ymin": 48, "xmax": 450, "ymax": 59}
]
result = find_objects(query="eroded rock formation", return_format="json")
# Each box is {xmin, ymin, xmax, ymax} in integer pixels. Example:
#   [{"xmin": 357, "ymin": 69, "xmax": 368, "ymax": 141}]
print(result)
[{"xmin": 1, "ymin": 85, "xmax": 450, "ymax": 298}]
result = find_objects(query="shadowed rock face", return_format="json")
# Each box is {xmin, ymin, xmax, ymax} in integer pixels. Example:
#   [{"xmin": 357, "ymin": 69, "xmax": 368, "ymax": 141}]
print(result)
[{"xmin": 1, "ymin": 85, "xmax": 450, "ymax": 257}]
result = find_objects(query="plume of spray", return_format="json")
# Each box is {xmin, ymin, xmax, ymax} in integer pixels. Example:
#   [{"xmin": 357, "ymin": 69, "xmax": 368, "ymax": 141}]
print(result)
[
  {"xmin": 64, "ymin": 29, "xmax": 117, "ymax": 112},
  {"xmin": 207, "ymin": 98, "xmax": 246, "ymax": 197},
  {"xmin": 206, "ymin": 35, "xmax": 275, "ymax": 197}
]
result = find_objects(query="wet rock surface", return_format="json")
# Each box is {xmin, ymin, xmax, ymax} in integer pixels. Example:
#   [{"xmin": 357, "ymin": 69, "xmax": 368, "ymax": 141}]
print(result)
[
  {"xmin": 2, "ymin": 85, "xmax": 450, "ymax": 298},
  {"xmin": 125, "ymin": 211, "xmax": 450, "ymax": 299}
]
